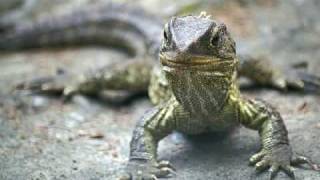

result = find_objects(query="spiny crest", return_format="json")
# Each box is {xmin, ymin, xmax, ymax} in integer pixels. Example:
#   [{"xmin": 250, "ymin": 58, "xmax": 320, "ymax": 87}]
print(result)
[{"xmin": 198, "ymin": 11, "xmax": 212, "ymax": 20}]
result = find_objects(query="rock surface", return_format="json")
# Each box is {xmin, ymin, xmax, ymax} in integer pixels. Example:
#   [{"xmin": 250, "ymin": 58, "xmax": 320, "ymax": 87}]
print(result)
[{"xmin": 0, "ymin": 0, "xmax": 320, "ymax": 180}]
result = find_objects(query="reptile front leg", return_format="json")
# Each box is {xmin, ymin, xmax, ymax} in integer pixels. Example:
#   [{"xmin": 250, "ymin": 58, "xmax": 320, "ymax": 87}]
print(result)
[
  {"xmin": 120, "ymin": 98, "xmax": 178, "ymax": 180},
  {"xmin": 238, "ymin": 98, "xmax": 296, "ymax": 179}
]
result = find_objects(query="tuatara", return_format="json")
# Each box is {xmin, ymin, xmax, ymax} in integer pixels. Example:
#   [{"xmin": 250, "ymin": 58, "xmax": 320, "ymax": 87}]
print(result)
[
  {"xmin": 0, "ymin": 3, "xmax": 319, "ymax": 180},
  {"xmin": 119, "ymin": 13, "xmax": 320, "ymax": 180},
  {"xmin": 1, "ymin": 4, "xmax": 318, "ymax": 97}
]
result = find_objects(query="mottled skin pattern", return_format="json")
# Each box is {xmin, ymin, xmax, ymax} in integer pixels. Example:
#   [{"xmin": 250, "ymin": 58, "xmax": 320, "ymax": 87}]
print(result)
[
  {"xmin": 0, "ymin": 3, "xmax": 308, "ymax": 94},
  {"xmin": 0, "ymin": 0, "xmax": 37, "ymax": 31},
  {"xmin": 1, "ymin": 4, "xmax": 163, "ymax": 97},
  {"xmin": 0, "ymin": 4, "xmax": 319, "ymax": 180},
  {"xmin": 121, "ymin": 15, "xmax": 316, "ymax": 180}
]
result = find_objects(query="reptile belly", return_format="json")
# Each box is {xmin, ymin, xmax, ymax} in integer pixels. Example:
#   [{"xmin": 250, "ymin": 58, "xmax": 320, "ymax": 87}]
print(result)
[
  {"xmin": 164, "ymin": 68, "xmax": 232, "ymax": 115},
  {"xmin": 175, "ymin": 110, "xmax": 239, "ymax": 135},
  {"xmin": 175, "ymin": 98, "xmax": 239, "ymax": 135},
  {"xmin": 175, "ymin": 117, "xmax": 238, "ymax": 135}
]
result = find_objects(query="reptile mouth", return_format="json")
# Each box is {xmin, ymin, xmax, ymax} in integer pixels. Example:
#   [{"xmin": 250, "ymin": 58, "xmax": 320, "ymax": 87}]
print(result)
[{"xmin": 159, "ymin": 53, "xmax": 232, "ymax": 68}]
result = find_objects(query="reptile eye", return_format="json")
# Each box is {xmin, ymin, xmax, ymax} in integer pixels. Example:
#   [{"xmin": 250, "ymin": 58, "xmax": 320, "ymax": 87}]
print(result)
[
  {"xmin": 163, "ymin": 23, "xmax": 170, "ymax": 44},
  {"xmin": 163, "ymin": 30, "xmax": 168, "ymax": 41},
  {"xmin": 210, "ymin": 34, "xmax": 219, "ymax": 47}
]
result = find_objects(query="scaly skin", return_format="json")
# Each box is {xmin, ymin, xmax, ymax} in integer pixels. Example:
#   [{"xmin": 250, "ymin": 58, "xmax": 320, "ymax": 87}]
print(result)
[
  {"xmin": 1, "ymin": 3, "xmax": 316, "ymax": 95},
  {"xmin": 0, "ymin": 3, "xmax": 162, "ymax": 56},
  {"xmin": 126, "ymin": 13, "xmax": 317, "ymax": 179},
  {"xmin": 2, "ymin": 3, "xmax": 164, "ymax": 98},
  {"xmin": 121, "ymin": 14, "xmax": 312, "ymax": 180},
  {"xmin": 1, "ymin": 4, "xmax": 319, "ymax": 180},
  {"xmin": 0, "ymin": 0, "xmax": 37, "ymax": 31}
]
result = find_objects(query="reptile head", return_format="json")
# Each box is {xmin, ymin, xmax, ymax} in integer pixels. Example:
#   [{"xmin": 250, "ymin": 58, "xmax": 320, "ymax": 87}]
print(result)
[{"xmin": 160, "ymin": 13, "xmax": 237, "ymax": 70}]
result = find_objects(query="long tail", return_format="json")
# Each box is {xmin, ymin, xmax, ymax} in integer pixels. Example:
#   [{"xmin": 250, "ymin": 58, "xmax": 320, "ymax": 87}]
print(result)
[
  {"xmin": 0, "ymin": 3, "xmax": 163, "ymax": 56},
  {"xmin": 0, "ymin": 0, "xmax": 37, "ymax": 31}
]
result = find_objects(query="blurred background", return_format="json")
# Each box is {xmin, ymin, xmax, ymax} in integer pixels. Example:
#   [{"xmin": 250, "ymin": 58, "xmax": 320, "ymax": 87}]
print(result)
[{"xmin": 0, "ymin": 0, "xmax": 319, "ymax": 179}]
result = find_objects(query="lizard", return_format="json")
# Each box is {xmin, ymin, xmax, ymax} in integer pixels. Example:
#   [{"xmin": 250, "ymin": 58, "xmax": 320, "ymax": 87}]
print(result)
[
  {"xmin": 0, "ymin": 3, "xmax": 319, "ymax": 180},
  {"xmin": 1, "ymin": 3, "xmax": 318, "ymax": 98},
  {"xmin": 118, "ymin": 13, "xmax": 320, "ymax": 180}
]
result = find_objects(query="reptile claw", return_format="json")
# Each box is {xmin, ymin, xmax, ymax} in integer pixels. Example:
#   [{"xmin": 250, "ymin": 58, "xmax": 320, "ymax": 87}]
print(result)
[
  {"xmin": 151, "ymin": 174, "xmax": 158, "ymax": 180},
  {"xmin": 118, "ymin": 174, "xmax": 131, "ymax": 180},
  {"xmin": 282, "ymin": 165, "xmax": 295, "ymax": 179},
  {"xmin": 157, "ymin": 160, "xmax": 176, "ymax": 171},
  {"xmin": 292, "ymin": 154, "xmax": 320, "ymax": 171},
  {"xmin": 159, "ymin": 167, "xmax": 176, "ymax": 177},
  {"xmin": 249, "ymin": 151, "xmax": 266, "ymax": 165},
  {"xmin": 269, "ymin": 165, "xmax": 279, "ymax": 180},
  {"xmin": 123, "ymin": 160, "xmax": 175, "ymax": 179},
  {"xmin": 250, "ymin": 145, "xmax": 297, "ymax": 179},
  {"xmin": 255, "ymin": 159, "xmax": 270, "ymax": 172}
]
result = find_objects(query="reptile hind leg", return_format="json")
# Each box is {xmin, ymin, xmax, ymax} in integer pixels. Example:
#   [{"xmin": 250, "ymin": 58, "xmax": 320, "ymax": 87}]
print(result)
[
  {"xmin": 17, "ymin": 58, "xmax": 153, "ymax": 98},
  {"xmin": 238, "ymin": 54, "xmax": 308, "ymax": 91},
  {"xmin": 63, "ymin": 58, "xmax": 153, "ymax": 97}
]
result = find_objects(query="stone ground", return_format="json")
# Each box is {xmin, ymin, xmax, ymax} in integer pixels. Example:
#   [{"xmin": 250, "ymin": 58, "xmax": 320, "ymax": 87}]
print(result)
[{"xmin": 0, "ymin": 0, "xmax": 319, "ymax": 179}]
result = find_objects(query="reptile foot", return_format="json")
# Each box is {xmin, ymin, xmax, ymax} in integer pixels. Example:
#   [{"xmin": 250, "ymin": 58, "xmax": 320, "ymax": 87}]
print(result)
[
  {"xmin": 14, "ymin": 70, "xmax": 82, "ymax": 100},
  {"xmin": 249, "ymin": 145, "xmax": 295, "ymax": 180},
  {"xmin": 119, "ymin": 160, "xmax": 175, "ymax": 180}
]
